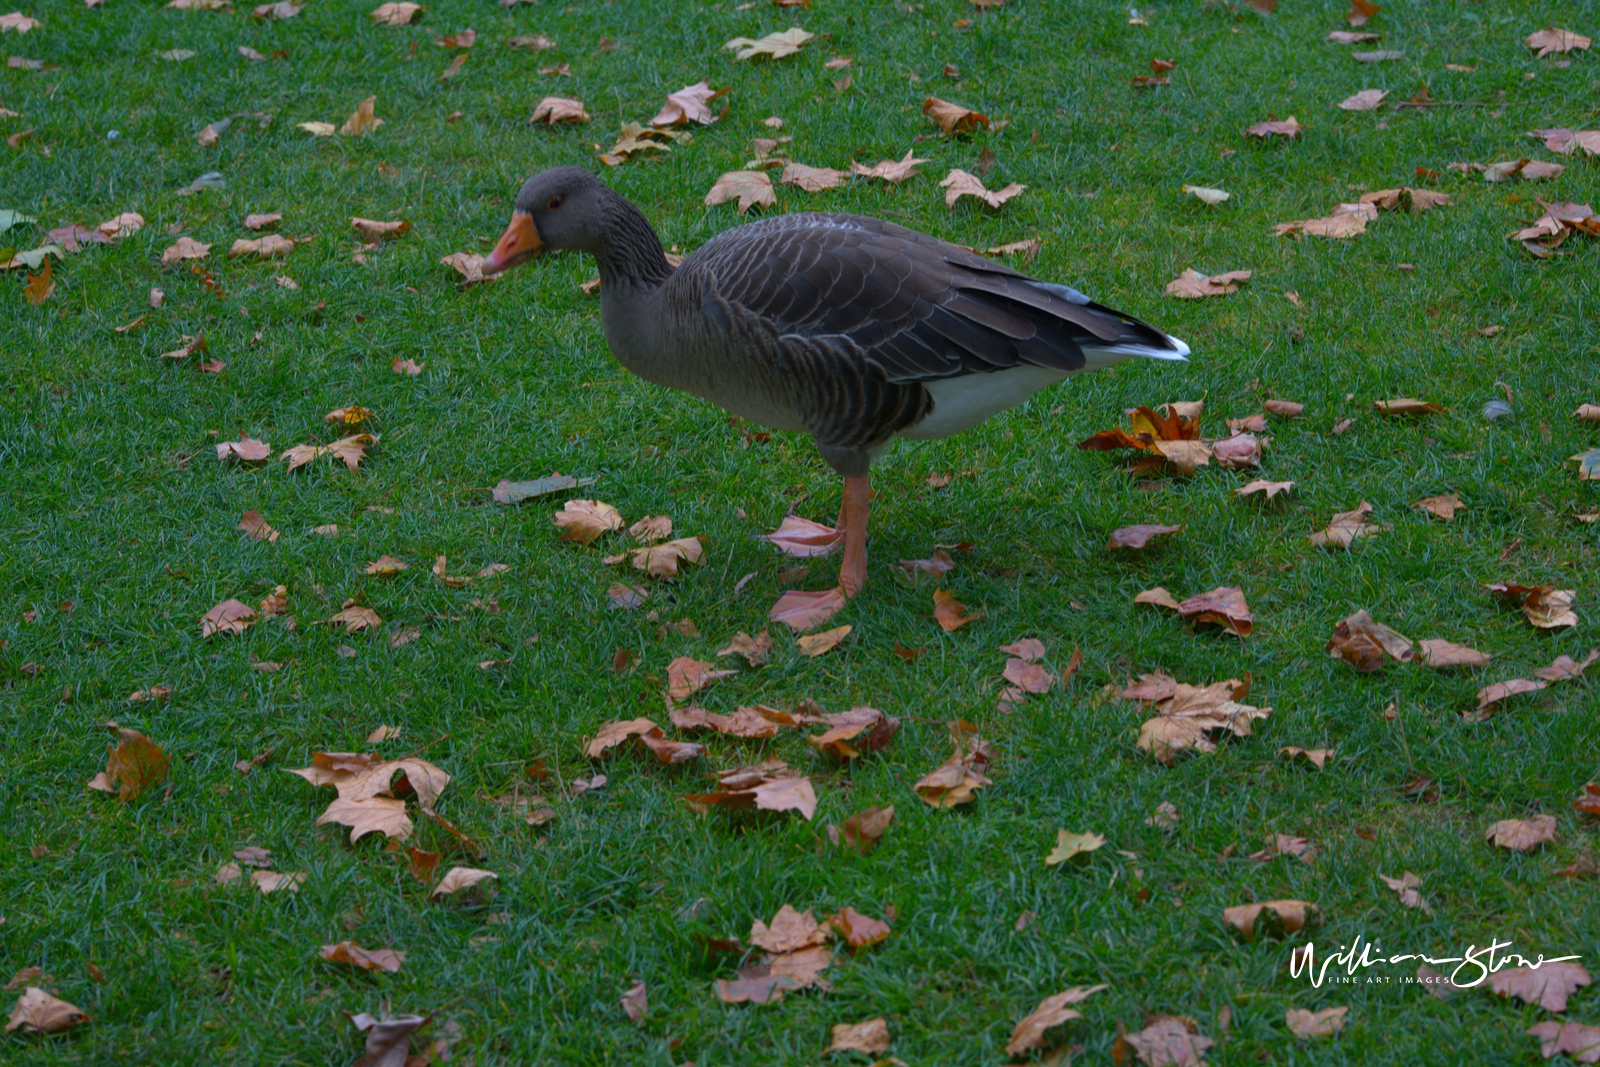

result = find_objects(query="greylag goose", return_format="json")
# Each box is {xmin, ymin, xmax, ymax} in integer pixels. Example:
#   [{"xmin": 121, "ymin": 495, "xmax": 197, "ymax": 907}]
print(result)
[{"xmin": 482, "ymin": 166, "xmax": 1189, "ymax": 597}]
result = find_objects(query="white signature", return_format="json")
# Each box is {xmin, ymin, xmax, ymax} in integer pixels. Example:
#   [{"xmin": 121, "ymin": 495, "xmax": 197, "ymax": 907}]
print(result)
[{"xmin": 1290, "ymin": 934, "xmax": 1582, "ymax": 989}]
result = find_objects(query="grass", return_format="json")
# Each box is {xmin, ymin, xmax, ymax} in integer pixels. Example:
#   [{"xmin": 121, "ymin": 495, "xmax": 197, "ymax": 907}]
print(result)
[{"xmin": 2, "ymin": 0, "xmax": 1599, "ymax": 1063}]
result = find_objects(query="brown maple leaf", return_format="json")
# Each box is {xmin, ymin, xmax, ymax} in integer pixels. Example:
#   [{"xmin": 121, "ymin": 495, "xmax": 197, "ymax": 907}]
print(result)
[
  {"xmin": 1165, "ymin": 268, "xmax": 1252, "ymax": 298},
  {"xmin": 1005, "ymin": 985, "xmax": 1109, "ymax": 1055},
  {"xmin": 319, "ymin": 941, "xmax": 405, "ymax": 973},
  {"xmin": 432, "ymin": 866, "xmax": 497, "ymax": 899},
  {"xmin": 704, "ymin": 170, "xmax": 775, "ymax": 214},
  {"xmin": 1118, "ymin": 1017, "xmax": 1215, "ymax": 1066},
  {"xmin": 685, "ymin": 760, "xmax": 817, "ymax": 819},
  {"xmin": 1286, "ymin": 1006, "xmax": 1349, "ymax": 1038},
  {"xmin": 665, "ymin": 657, "xmax": 737, "ymax": 703},
  {"xmin": 650, "ymin": 81, "xmax": 728, "ymax": 126},
  {"xmin": 768, "ymin": 587, "xmax": 847, "ymax": 631},
  {"xmin": 1486, "ymin": 814, "xmax": 1557, "ymax": 852},
  {"xmin": 780, "ymin": 162, "xmax": 847, "ymax": 192},
  {"xmin": 1485, "ymin": 582, "xmax": 1578, "ymax": 629},
  {"xmin": 1526, "ymin": 28, "xmax": 1591, "ymax": 59},
  {"xmin": 1310, "ymin": 501, "xmax": 1389, "ymax": 548},
  {"xmin": 4, "ymin": 988, "xmax": 88, "ymax": 1034},
  {"xmin": 718, "ymin": 631, "xmax": 772, "ymax": 666},
  {"xmin": 830, "ymin": 805, "xmax": 894, "ymax": 854},
  {"xmin": 923, "ymin": 97, "xmax": 989, "ymax": 135},
  {"xmin": 201, "ymin": 598, "xmax": 257, "ymax": 637},
  {"xmin": 529, "ymin": 96, "xmax": 589, "ymax": 125},
  {"xmin": 1418, "ymin": 639, "xmax": 1491, "ymax": 669},
  {"xmin": 1326, "ymin": 609, "xmax": 1413, "ymax": 670},
  {"xmin": 827, "ymin": 1018, "xmax": 890, "ymax": 1056},
  {"xmin": 914, "ymin": 721, "xmax": 993, "ymax": 807},
  {"xmin": 1223, "ymin": 899, "xmax": 1320, "ymax": 941},
  {"xmin": 940, "ymin": 169, "xmax": 1024, "ymax": 210},
  {"xmin": 339, "ymin": 95, "xmax": 381, "ymax": 136},
  {"xmin": 1490, "ymin": 960, "xmax": 1590, "ymax": 1011},
  {"xmin": 796, "ymin": 624, "xmax": 852, "ymax": 657},
  {"xmin": 849, "ymin": 149, "xmax": 927, "ymax": 183},
  {"xmin": 762, "ymin": 515, "xmax": 840, "ymax": 556},
  {"xmin": 932, "ymin": 588, "xmax": 980, "ymax": 631},
  {"xmin": 553, "ymin": 499, "xmax": 623, "ymax": 544},
  {"xmin": 1247, "ymin": 116, "xmax": 1302, "ymax": 138}
]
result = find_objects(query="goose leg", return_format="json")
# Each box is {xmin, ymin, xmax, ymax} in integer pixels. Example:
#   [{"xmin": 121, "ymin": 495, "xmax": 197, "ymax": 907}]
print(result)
[{"xmin": 837, "ymin": 475, "xmax": 870, "ymax": 597}]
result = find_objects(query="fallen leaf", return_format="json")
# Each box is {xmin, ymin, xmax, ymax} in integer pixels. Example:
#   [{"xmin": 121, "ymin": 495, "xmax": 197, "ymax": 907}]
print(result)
[
  {"xmin": 715, "ymin": 971, "xmax": 800, "ymax": 1004},
  {"xmin": 1339, "ymin": 88, "xmax": 1388, "ymax": 111},
  {"xmin": 0, "ymin": 12, "xmax": 42, "ymax": 32},
  {"xmin": 250, "ymin": 869, "xmax": 304, "ymax": 893},
  {"xmin": 1486, "ymin": 814, "xmax": 1557, "ymax": 853},
  {"xmin": 1419, "ymin": 639, "xmax": 1490, "ymax": 669},
  {"xmin": 1353, "ymin": 48, "xmax": 1405, "ymax": 62},
  {"xmin": 1326, "ymin": 609, "xmax": 1413, "ymax": 670},
  {"xmin": 913, "ymin": 721, "xmax": 993, "ymax": 808},
  {"xmin": 833, "ymin": 805, "xmax": 894, "ymax": 853},
  {"xmin": 724, "ymin": 26, "xmax": 814, "ymax": 60},
  {"xmin": 161, "ymin": 236, "xmax": 211, "ymax": 264},
  {"xmin": 672, "ymin": 705, "xmax": 786, "ymax": 739},
  {"xmin": 651, "ymin": 81, "xmax": 728, "ymax": 126},
  {"xmin": 348, "ymin": 1013, "xmax": 428, "ymax": 1067},
  {"xmin": 492, "ymin": 474, "xmax": 593, "ymax": 504},
  {"xmin": 320, "ymin": 941, "xmax": 405, "ymax": 973},
  {"xmin": 923, "ymin": 97, "xmax": 989, "ymax": 135},
  {"xmin": 508, "ymin": 33, "xmax": 555, "ymax": 50},
  {"xmin": 628, "ymin": 536, "xmax": 703, "ymax": 579},
  {"xmin": 1379, "ymin": 871, "xmax": 1431, "ymax": 914},
  {"xmin": 1526, "ymin": 28, "xmax": 1591, "ymax": 59},
  {"xmin": 1276, "ymin": 207, "xmax": 1372, "ymax": 238},
  {"xmin": 719, "ymin": 631, "xmax": 772, "ymax": 666},
  {"xmin": 1045, "ymin": 829, "xmax": 1105, "ymax": 865},
  {"xmin": 940, "ymin": 168, "xmax": 1024, "ymax": 210},
  {"xmin": 4, "ymin": 988, "xmax": 87, "ymax": 1034},
  {"xmin": 201, "ymin": 598, "xmax": 257, "ymax": 637},
  {"xmin": 780, "ymin": 162, "xmax": 847, "ymax": 192},
  {"xmin": 1003, "ymin": 657, "xmax": 1054, "ymax": 694},
  {"xmin": 827, "ymin": 1017, "xmax": 890, "ymax": 1055},
  {"xmin": 797, "ymin": 624, "xmax": 852, "ymax": 657},
  {"xmin": 1235, "ymin": 479, "xmax": 1295, "ymax": 500},
  {"xmin": 763, "ymin": 515, "xmax": 839, "ymax": 556},
  {"xmin": 228, "ymin": 234, "xmax": 295, "ymax": 259},
  {"xmin": 553, "ymin": 499, "xmax": 623, "ymax": 544},
  {"xmin": 769, "ymin": 587, "xmax": 847, "ymax": 631},
  {"xmin": 1286, "ymin": 1006, "xmax": 1349, "ymax": 1039},
  {"xmin": 1415, "ymin": 494, "xmax": 1463, "ymax": 521},
  {"xmin": 619, "ymin": 979, "xmax": 647, "ymax": 1023},
  {"xmin": 1247, "ymin": 116, "xmax": 1302, "ymax": 138},
  {"xmin": 584, "ymin": 717, "xmax": 659, "ymax": 759},
  {"xmin": 705, "ymin": 170, "xmax": 775, "ymax": 214},
  {"xmin": 1276, "ymin": 746, "xmax": 1331, "ymax": 769},
  {"xmin": 1223, "ymin": 899, "xmax": 1320, "ymax": 941},
  {"xmin": 1535, "ymin": 650, "xmax": 1600, "ymax": 681},
  {"xmin": 1373, "ymin": 397, "xmax": 1445, "ymax": 416},
  {"xmin": 432, "ymin": 866, "xmax": 497, "ymax": 899},
  {"xmin": 849, "ymin": 149, "xmax": 927, "ymax": 183},
  {"xmin": 686, "ymin": 761, "xmax": 817, "ymax": 819},
  {"xmin": 1310, "ymin": 501, "xmax": 1388, "ymax": 548},
  {"xmin": 1164, "ymin": 268, "xmax": 1253, "ymax": 299},
  {"xmin": 1120, "ymin": 1017, "xmax": 1215, "ymax": 1066},
  {"xmin": 666, "ymin": 657, "xmax": 737, "ymax": 703},
  {"xmin": 237, "ymin": 509, "xmax": 280, "ymax": 543},
  {"xmin": 1181, "ymin": 184, "xmax": 1230, "ymax": 205},
  {"xmin": 1327, "ymin": 30, "xmax": 1381, "ymax": 44},
  {"xmin": 1528, "ymin": 1021, "xmax": 1600, "ymax": 1064},
  {"xmin": 933, "ymin": 588, "xmax": 979, "ymax": 631},
  {"xmin": 529, "ymin": 96, "xmax": 589, "ymax": 125},
  {"xmin": 1491, "ymin": 961, "xmax": 1590, "ymax": 1011},
  {"xmin": 340, "ymin": 95, "xmax": 382, "ymax": 136},
  {"xmin": 750, "ymin": 905, "xmax": 827, "ymax": 953},
  {"xmin": 1146, "ymin": 801, "xmax": 1180, "ymax": 829}
]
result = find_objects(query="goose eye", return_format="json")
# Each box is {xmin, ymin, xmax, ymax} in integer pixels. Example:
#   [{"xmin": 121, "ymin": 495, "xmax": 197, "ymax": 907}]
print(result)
[{"xmin": 546, "ymin": 195, "xmax": 563, "ymax": 211}]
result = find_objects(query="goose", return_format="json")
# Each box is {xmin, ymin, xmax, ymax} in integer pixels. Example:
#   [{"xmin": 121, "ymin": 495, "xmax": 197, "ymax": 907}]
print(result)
[{"xmin": 482, "ymin": 166, "xmax": 1189, "ymax": 597}]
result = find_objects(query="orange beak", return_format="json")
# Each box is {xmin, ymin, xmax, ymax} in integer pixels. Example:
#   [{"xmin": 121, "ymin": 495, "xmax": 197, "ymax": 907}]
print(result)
[{"xmin": 481, "ymin": 211, "xmax": 543, "ymax": 275}]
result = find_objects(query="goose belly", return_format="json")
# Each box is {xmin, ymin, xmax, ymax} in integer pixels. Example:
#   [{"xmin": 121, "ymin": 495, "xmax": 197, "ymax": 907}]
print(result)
[{"xmin": 900, "ymin": 365, "xmax": 1071, "ymax": 440}]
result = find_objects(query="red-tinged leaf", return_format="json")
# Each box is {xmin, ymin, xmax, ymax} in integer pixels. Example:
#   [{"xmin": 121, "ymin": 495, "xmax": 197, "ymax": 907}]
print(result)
[
  {"xmin": 584, "ymin": 717, "xmax": 658, "ymax": 759},
  {"xmin": 1107, "ymin": 523, "xmax": 1182, "ymax": 550},
  {"xmin": 769, "ymin": 587, "xmax": 847, "ymax": 631},
  {"xmin": 1176, "ymin": 586, "xmax": 1254, "ymax": 636},
  {"xmin": 826, "ymin": 906, "xmax": 890, "ymax": 950},
  {"xmin": 1003, "ymin": 658, "xmax": 1054, "ymax": 694},
  {"xmin": 933, "ymin": 588, "xmax": 979, "ymax": 631},
  {"xmin": 666, "ymin": 657, "xmax": 736, "ymax": 703},
  {"xmin": 762, "ymin": 515, "xmax": 839, "ymax": 557},
  {"xmin": 319, "ymin": 941, "xmax": 405, "ymax": 973},
  {"xmin": 1326, "ymin": 610, "xmax": 1413, "ymax": 670}
]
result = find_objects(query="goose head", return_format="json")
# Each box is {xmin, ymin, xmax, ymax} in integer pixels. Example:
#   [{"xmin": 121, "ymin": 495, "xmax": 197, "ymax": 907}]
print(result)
[{"xmin": 481, "ymin": 166, "xmax": 606, "ymax": 275}]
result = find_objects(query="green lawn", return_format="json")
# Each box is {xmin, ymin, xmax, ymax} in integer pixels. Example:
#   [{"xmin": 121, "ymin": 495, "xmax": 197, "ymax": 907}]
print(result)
[{"xmin": 2, "ymin": 0, "xmax": 1598, "ymax": 1063}]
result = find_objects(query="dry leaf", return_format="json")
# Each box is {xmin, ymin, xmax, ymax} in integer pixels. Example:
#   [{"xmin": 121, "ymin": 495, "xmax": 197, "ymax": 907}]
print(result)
[
  {"xmin": 350, "ymin": 218, "xmax": 410, "ymax": 242},
  {"xmin": 1310, "ymin": 501, "xmax": 1388, "ymax": 548},
  {"xmin": 651, "ymin": 81, "xmax": 728, "ymax": 126},
  {"xmin": 1490, "ymin": 961, "xmax": 1590, "ymax": 1011},
  {"xmin": 161, "ymin": 236, "xmax": 211, "ymax": 264},
  {"xmin": 686, "ymin": 761, "xmax": 817, "ymax": 819},
  {"xmin": 4, "ymin": 988, "xmax": 87, "ymax": 1034},
  {"xmin": 1535, "ymin": 650, "xmax": 1600, "ymax": 681},
  {"xmin": 1146, "ymin": 801, "xmax": 1180, "ymax": 829},
  {"xmin": 584, "ymin": 717, "xmax": 659, "ymax": 759},
  {"xmin": 1485, "ymin": 582, "xmax": 1578, "ymax": 629},
  {"xmin": 763, "ymin": 515, "xmax": 839, "ymax": 556},
  {"xmin": 1415, "ymin": 494, "xmax": 1463, "ymax": 521},
  {"xmin": 1235, "ymin": 479, "xmax": 1295, "ymax": 500},
  {"xmin": 200, "ymin": 598, "xmax": 256, "ymax": 638},
  {"xmin": 1286, "ymin": 1006, "xmax": 1348, "ymax": 1038},
  {"xmin": 320, "ymin": 941, "xmax": 405, "ymax": 973},
  {"xmin": 1528, "ymin": 1021, "xmax": 1600, "ymax": 1063},
  {"xmin": 553, "ymin": 499, "xmax": 623, "ymax": 544},
  {"xmin": 1339, "ymin": 88, "xmax": 1388, "ymax": 111},
  {"xmin": 229, "ymin": 234, "xmax": 295, "ymax": 259},
  {"xmin": 827, "ymin": 1017, "xmax": 890, "ymax": 1055},
  {"xmin": 348, "ymin": 1013, "xmax": 427, "ymax": 1067},
  {"xmin": 940, "ymin": 169, "xmax": 1024, "ymax": 210},
  {"xmin": 281, "ymin": 433, "xmax": 376, "ymax": 473},
  {"xmin": 620, "ymin": 979, "xmax": 647, "ymax": 1023},
  {"xmin": 340, "ymin": 96, "xmax": 382, "ymax": 136},
  {"xmin": 850, "ymin": 149, "xmax": 926, "ymax": 183},
  {"xmin": 1003, "ymin": 657, "xmax": 1054, "ymax": 694},
  {"xmin": 933, "ymin": 588, "xmax": 979, "ymax": 631},
  {"xmin": 750, "ymin": 905, "xmax": 827, "ymax": 953},
  {"xmin": 1326, "ymin": 609, "xmax": 1413, "ymax": 670},
  {"xmin": 1419, "ymin": 639, "xmax": 1490, "ymax": 669},
  {"xmin": 1223, "ymin": 899, "xmax": 1320, "ymax": 941},
  {"xmin": 629, "ymin": 536, "xmax": 703, "ymax": 579},
  {"xmin": 769, "ymin": 587, "xmax": 847, "ymax": 631},
  {"xmin": 671, "ymin": 705, "xmax": 785, "ymax": 739},
  {"xmin": 1247, "ymin": 116, "xmax": 1302, "ymax": 138},
  {"xmin": 797, "ymin": 624, "xmax": 851, "ymax": 657},
  {"xmin": 1486, "ymin": 815, "xmax": 1557, "ymax": 852},
  {"xmin": 913, "ymin": 721, "xmax": 993, "ymax": 808},
  {"xmin": 705, "ymin": 170, "xmax": 775, "ymax": 214},
  {"xmin": 1276, "ymin": 208, "xmax": 1371, "ymax": 239},
  {"xmin": 833, "ymin": 805, "xmax": 894, "ymax": 854},
  {"xmin": 666, "ymin": 657, "xmax": 736, "ymax": 703},
  {"xmin": 1120, "ymin": 1017, "xmax": 1214, "ymax": 1066},
  {"xmin": 370, "ymin": 1, "xmax": 420, "ymax": 23},
  {"xmin": 780, "ymin": 162, "xmax": 847, "ymax": 192},
  {"xmin": 923, "ymin": 97, "xmax": 989, "ymax": 135},
  {"xmin": 1279, "ymin": 747, "xmax": 1333, "ymax": 769},
  {"xmin": 1379, "ymin": 871, "xmax": 1431, "ymax": 914},
  {"xmin": 724, "ymin": 26, "xmax": 814, "ymax": 60},
  {"xmin": 1525, "ymin": 28, "xmax": 1591, "ymax": 59},
  {"xmin": 529, "ymin": 96, "xmax": 588, "ymax": 125},
  {"xmin": 1044, "ymin": 829, "xmax": 1105, "ymax": 865},
  {"xmin": 718, "ymin": 631, "xmax": 772, "ymax": 666},
  {"xmin": 250, "ymin": 869, "xmax": 304, "ymax": 893},
  {"xmin": 1373, "ymin": 397, "xmax": 1445, "ymax": 415},
  {"xmin": 237, "ymin": 509, "xmax": 279, "ymax": 544},
  {"xmin": 432, "ymin": 866, "xmax": 498, "ymax": 899}
]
